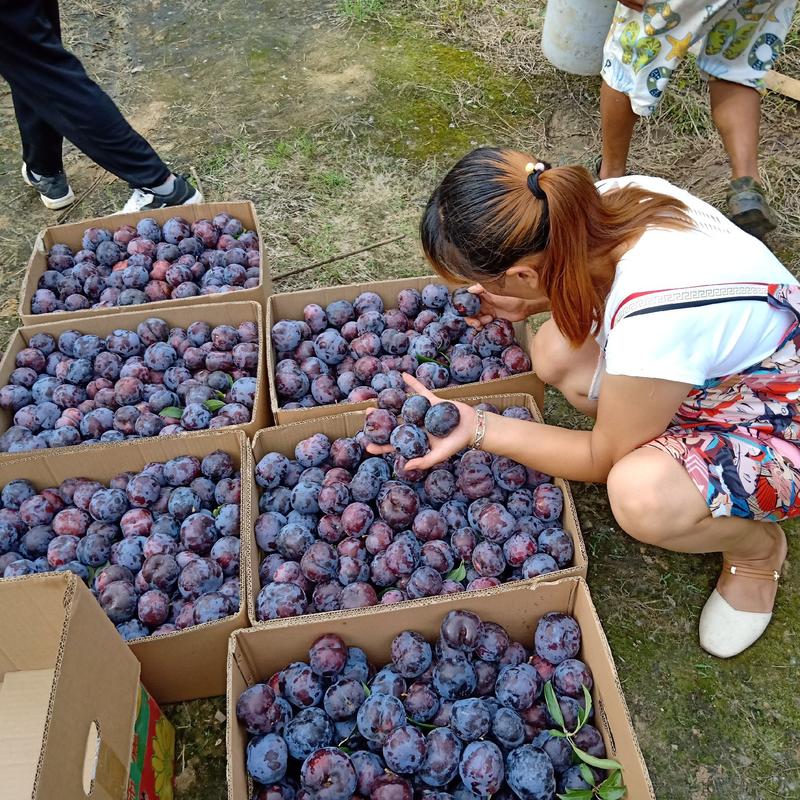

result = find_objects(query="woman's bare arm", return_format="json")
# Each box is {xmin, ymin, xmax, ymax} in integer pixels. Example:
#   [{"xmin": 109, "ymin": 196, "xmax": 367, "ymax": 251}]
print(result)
[{"xmin": 369, "ymin": 373, "xmax": 691, "ymax": 483}]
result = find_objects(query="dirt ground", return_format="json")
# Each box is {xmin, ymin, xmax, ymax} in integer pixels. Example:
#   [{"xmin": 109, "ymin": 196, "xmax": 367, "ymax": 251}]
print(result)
[{"xmin": 0, "ymin": 1, "xmax": 798, "ymax": 798}]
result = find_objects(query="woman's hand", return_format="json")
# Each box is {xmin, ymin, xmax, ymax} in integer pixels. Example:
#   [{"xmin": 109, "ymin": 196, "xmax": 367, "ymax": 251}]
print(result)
[
  {"xmin": 364, "ymin": 374, "xmax": 477, "ymax": 470},
  {"xmin": 465, "ymin": 284, "xmax": 547, "ymax": 330}
]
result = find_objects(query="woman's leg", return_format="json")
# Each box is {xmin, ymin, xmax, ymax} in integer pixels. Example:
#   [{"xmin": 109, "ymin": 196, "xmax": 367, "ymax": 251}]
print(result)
[
  {"xmin": 607, "ymin": 447, "xmax": 787, "ymax": 614},
  {"xmin": 531, "ymin": 319, "xmax": 601, "ymax": 418}
]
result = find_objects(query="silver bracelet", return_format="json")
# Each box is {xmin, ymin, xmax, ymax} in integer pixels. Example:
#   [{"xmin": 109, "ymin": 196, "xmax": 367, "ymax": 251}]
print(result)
[{"xmin": 471, "ymin": 409, "xmax": 487, "ymax": 450}]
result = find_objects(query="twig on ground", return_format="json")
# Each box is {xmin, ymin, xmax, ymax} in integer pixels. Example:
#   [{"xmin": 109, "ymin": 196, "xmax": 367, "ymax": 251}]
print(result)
[
  {"xmin": 56, "ymin": 174, "xmax": 106, "ymax": 224},
  {"xmin": 190, "ymin": 166, "xmax": 205, "ymax": 202},
  {"xmin": 272, "ymin": 233, "xmax": 407, "ymax": 281}
]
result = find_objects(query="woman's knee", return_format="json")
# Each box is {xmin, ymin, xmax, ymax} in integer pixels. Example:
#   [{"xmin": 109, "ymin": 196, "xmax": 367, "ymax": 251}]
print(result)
[
  {"xmin": 531, "ymin": 320, "xmax": 578, "ymax": 388},
  {"xmin": 607, "ymin": 449, "xmax": 702, "ymax": 546}
]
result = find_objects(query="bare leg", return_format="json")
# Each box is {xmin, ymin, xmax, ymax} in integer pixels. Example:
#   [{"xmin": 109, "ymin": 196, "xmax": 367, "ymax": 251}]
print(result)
[
  {"xmin": 709, "ymin": 79, "xmax": 761, "ymax": 180},
  {"xmin": 531, "ymin": 319, "xmax": 600, "ymax": 418},
  {"xmin": 608, "ymin": 447, "xmax": 787, "ymax": 613},
  {"xmin": 599, "ymin": 82, "xmax": 638, "ymax": 179}
]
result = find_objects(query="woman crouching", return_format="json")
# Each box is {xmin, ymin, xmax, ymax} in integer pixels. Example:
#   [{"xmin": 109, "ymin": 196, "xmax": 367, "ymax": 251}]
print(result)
[{"xmin": 375, "ymin": 147, "xmax": 796, "ymax": 658}]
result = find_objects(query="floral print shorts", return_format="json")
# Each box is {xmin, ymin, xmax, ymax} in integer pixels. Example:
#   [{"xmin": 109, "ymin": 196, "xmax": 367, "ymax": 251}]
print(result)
[
  {"xmin": 649, "ymin": 284, "xmax": 800, "ymax": 520},
  {"xmin": 602, "ymin": 0, "xmax": 798, "ymax": 115}
]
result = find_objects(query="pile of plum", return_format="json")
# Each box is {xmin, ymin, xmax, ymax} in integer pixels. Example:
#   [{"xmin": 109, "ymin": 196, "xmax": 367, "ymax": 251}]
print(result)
[
  {"xmin": 0, "ymin": 317, "xmax": 258, "ymax": 452},
  {"xmin": 271, "ymin": 285, "xmax": 532, "ymax": 410},
  {"xmin": 237, "ymin": 609, "xmax": 607, "ymax": 799},
  {"xmin": 31, "ymin": 213, "xmax": 260, "ymax": 315},
  {"xmin": 0, "ymin": 451, "xmax": 241, "ymax": 640},
  {"xmin": 253, "ymin": 398, "xmax": 570, "ymax": 620}
]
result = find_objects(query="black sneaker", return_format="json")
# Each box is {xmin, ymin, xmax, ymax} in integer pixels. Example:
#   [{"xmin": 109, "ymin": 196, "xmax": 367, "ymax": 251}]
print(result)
[
  {"xmin": 21, "ymin": 163, "xmax": 75, "ymax": 210},
  {"xmin": 121, "ymin": 175, "xmax": 203, "ymax": 213}
]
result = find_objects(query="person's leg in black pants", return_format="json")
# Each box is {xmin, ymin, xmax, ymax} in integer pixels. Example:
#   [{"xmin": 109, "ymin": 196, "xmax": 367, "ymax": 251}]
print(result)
[
  {"xmin": 10, "ymin": 0, "xmax": 65, "ymax": 178},
  {"xmin": 0, "ymin": 0, "xmax": 197, "ymax": 209},
  {"xmin": 12, "ymin": 90, "xmax": 65, "ymax": 179}
]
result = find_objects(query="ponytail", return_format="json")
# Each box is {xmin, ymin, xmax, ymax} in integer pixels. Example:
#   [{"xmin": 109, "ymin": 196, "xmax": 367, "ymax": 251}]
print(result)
[{"xmin": 420, "ymin": 147, "xmax": 692, "ymax": 345}]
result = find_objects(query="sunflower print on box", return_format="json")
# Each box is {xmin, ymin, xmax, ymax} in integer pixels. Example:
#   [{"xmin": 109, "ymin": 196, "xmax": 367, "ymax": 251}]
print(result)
[
  {"xmin": 602, "ymin": 0, "xmax": 798, "ymax": 116},
  {"xmin": 128, "ymin": 684, "xmax": 176, "ymax": 800}
]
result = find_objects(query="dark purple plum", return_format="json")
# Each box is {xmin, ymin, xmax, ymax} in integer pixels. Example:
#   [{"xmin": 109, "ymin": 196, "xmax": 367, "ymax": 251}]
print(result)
[
  {"xmin": 362, "ymin": 409, "xmax": 396, "ymax": 445},
  {"xmin": 324, "ymin": 300, "xmax": 355, "ymax": 329},
  {"xmin": 422, "ymin": 284, "xmax": 449, "ymax": 310},
  {"xmin": 313, "ymin": 329, "xmax": 349, "ymax": 366},
  {"xmin": 390, "ymin": 424, "xmax": 429, "ymax": 459},
  {"xmin": 391, "ymin": 630, "xmax": 432, "ymax": 678},
  {"xmin": 295, "ymin": 433, "xmax": 330, "ymax": 468},
  {"xmin": 533, "ymin": 484, "xmax": 563, "ymax": 523},
  {"xmin": 419, "ymin": 727, "xmax": 461, "ymax": 788},
  {"xmin": 521, "ymin": 553, "xmax": 558, "ymax": 578},
  {"xmin": 506, "ymin": 744, "xmax": 555, "ymax": 800},
  {"xmin": 303, "ymin": 304, "xmax": 328, "ymax": 334},
  {"xmin": 383, "ymin": 726, "xmax": 426, "ymax": 775},
  {"xmin": 339, "ymin": 581, "xmax": 377, "ymax": 609},
  {"xmin": 247, "ymin": 733, "xmax": 288, "ymax": 785},
  {"xmin": 458, "ymin": 740, "xmax": 504, "ymax": 796},
  {"xmin": 451, "ymin": 288, "xmax": 481, "ymax": 317},
  {"xmin": 537, "ymin": 528, "xmax": 573, "ymax": 568},
  {"xmin": 450, "ymin": 698, "xmax": 491, "ymax": 742},
  {"xmin": 256, "ymin": 582, "xmax": 307, "ymax": 620},
  {"xmin": 178, "ymin": 557, "xmax": 223, "ymax": 599},
  {"xmin": 424, "ymin": 403, "xmax": 461, "ymax": 437},
  {"xmin": 98, "ymin": 580, "xmax": 137, "ymax": 623},
  {"xmin": 356, "ymin": 692, "xmax": 405, "ymax": 744},
  {"xmin": 440, "ymin": 610, "xmax": 482, "ymax": 652},
  {"xmin": 193, "ymin": 592, "xmax": 233, "ymax": 623},
  {"xmin": 137, "ymin": 589, "xmax": 170, "ymax": 627}
]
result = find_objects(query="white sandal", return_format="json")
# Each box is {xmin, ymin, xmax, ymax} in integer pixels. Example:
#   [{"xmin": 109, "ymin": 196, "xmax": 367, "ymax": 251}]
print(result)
[{"xmin": 699, "ymin": 561, "xmax": 780, "ymax": 659}]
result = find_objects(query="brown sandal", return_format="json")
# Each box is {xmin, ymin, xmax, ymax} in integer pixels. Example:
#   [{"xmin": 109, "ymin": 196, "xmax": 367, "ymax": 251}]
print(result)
[{"xmin": 722, "ymin": 561, "xmax": 780, "ymax": 582}]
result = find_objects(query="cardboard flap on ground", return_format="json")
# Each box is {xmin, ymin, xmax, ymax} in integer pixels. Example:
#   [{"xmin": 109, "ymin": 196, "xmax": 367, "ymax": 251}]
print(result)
[
  {"xmin": 266, "ymin": 275, "xmax": 545, "ymax": 424},
  {"xmin": 227, "ymin": 577, "xmax": 655, "ymax": 800},
  {"xmin": 0, "ymin": 572, "xmax": 140, "ymax": 800},
  {"xmin": 19, "ymin": 201, "xmax": 272, "ymax": 326},
  {"xmin": 0, "ymin": 429, "xmax": 255, "ymax": 703},
  {"xmin": 0, "ymin": 299, "xmax": 270, "ymax": 453},
  {"xmin": 248, "ymin": 391, "xmax": 587, "ymax": 627}
]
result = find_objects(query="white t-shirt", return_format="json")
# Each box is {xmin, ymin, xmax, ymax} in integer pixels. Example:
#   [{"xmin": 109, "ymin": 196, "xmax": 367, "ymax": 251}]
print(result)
[{"xmin": 595, "ymin": 175, "xmax": 797, "ymax": 387}]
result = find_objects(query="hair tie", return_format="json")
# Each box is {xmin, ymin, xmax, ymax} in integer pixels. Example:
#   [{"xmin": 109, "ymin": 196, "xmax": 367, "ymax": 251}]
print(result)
[{"xmin": 524, "ymin": 161, "xmax": 550, "ymax": 200}]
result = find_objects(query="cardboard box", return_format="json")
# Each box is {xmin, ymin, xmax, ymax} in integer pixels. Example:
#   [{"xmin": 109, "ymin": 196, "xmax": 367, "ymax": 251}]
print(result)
[
  {"xmin": 227, "ymin": 576, "xmax": 655, "ymax": 800},
  {"xmin": 0, "ymin": 572, "xmax": 175, "ymax": 800},
  {"xmin": 0, "ymin": 429, "xmax": 255, "ymax": 703},
  {"xmin": 247, "ymin": 391, "xmax": 587, "ymax": 628},
  {"xmin": 19, "ymin": 201, "xmax": 272, "ymax": 326},
  {"xmin": 0, "ymin": 300, "xmax": 269, "ymax": 456},
  {"xmin": 266, "ymin": 275, "xmax": 545, "ymax": 424}
]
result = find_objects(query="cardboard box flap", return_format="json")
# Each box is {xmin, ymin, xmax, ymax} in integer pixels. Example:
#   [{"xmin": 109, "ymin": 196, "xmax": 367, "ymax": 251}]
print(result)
[
  {"xmin": 0, "ymin": 573, "xmax": 141, "ymax": 800},
  {"xmin": 0, "ymin": 669, "xmax": 54, "ymax": 799},
  {"xmin": 38, "ymin": 581, "xmax": 140, "ymax": 800},
  {"xmin": 0, "ymin": 578, "xmax": 66, "ymax": 673}
]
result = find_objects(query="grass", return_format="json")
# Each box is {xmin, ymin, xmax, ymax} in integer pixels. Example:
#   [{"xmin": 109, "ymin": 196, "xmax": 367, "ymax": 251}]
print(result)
[
  {"xmin": 337, "ymin": 0, "xmax": 384, "ymax": 23},
  {"xmin": 0, "ymin": 1, "xmax": 797, "ymax": 799}
]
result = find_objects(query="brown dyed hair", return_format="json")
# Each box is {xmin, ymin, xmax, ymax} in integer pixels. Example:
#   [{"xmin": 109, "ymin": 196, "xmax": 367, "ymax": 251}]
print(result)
[{"xmin": 420, "ymin": 147, "xmax": 692, "ymax": 344}]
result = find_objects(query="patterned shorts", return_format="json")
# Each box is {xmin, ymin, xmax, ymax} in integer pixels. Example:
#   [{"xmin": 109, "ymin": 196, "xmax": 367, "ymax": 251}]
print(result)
[
  {"xmin": 602, "ymin": 0, "xmax": 798, "ymax": 115},
  {"xmin": 647, "ymin": 284, "xmax": 800, "ymax": 521}
]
